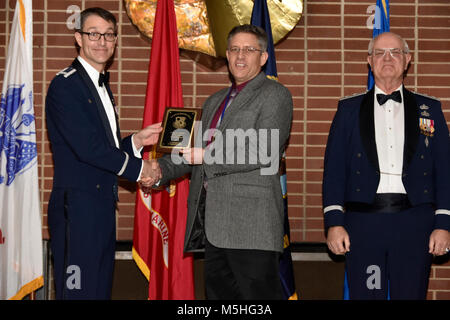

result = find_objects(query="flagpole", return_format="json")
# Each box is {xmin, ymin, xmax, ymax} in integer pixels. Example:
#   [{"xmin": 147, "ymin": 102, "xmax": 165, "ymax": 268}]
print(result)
[{"xmin": 1, "ymin": 0, "xmax": 44, "ymax": 300}]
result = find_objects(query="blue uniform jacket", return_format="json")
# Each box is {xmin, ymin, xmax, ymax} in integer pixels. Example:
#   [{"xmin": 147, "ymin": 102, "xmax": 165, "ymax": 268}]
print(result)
[
  {"xmin": 45, "ymin": 58, "xmax": 142, "ymax": 201},
  {"xmin": 323, "ymin": 86, "xmax": 450, "ymax": 231}
]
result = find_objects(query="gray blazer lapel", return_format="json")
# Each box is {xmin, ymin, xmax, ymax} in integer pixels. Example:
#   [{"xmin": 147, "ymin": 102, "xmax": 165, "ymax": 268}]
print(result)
[
  {"xmin": 200, "ymin": 89, "xmax": 228, "ymax": 148},
  {"xmin": 218, "ymin": 72, "xmax": 266, "ymax": 131},
  {"xmin": 203, "ymin": 90, "xmax": 229, "ymax": 129}
]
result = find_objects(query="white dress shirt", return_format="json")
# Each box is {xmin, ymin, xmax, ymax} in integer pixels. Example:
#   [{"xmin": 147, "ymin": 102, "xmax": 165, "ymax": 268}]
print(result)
[
  {"xmin": 374, "ymin": 84, "xmax": 406, "ymax": 194},
  {"xmin": 77, "ymin": 56, "xmax": 119, "ymax": 148}
]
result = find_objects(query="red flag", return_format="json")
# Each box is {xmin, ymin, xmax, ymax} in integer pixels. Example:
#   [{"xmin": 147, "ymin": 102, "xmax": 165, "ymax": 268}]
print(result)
[{"xmin": 132, "ymin": 0, "xmax": 195, "ymax": 300}]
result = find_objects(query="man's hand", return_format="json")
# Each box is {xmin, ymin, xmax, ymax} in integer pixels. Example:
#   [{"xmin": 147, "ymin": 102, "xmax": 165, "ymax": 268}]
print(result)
[
  {"xmin": 139, "ymin": 159, "xmax": 161, "ymax": 188},
  {"xmin": 133, "ymin": 122, "xmax": 163, "ymax": 149},
  {"xmin": 181, "ymin": 147, "xmax": 205, "ymax": 165},
  {"xmin": 429, "ymin": 229, "xmax": 450, "ymax": 256},
  {"xmin": 326, "ymin": 226, "xmax": 350, "ymax": 255}
]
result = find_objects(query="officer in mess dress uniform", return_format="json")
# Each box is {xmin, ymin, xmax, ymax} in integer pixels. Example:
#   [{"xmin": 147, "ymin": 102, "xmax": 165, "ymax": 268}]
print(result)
[
  {"xmin": 46, "ymin": 7, "xmax": 161, "ymax": 299},
  {"xmin": 323, "ymin": 32, "xmax": 450, "ymax": 299}
]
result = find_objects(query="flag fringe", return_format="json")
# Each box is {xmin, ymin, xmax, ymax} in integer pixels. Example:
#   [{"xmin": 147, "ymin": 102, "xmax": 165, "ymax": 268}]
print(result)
[
  {"xmin": 289, "ymin": 292, "xmax": 299, "ymax": 300},
  {"xmin": 132, "ymin": 246, "xmax": 150, "ymax": 281},
  {"xmin": 8, "ymin": 275, "xmax": 44, "ymax": 300}
]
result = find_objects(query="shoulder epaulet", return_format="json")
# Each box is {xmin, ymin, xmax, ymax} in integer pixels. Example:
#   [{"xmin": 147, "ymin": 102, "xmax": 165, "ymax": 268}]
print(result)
[
  {"xmin": 56, "ymin": 66, "xmax": 77, "ymax": 78},
  {"xmin": 411, "ymin": 91, "xmax": 440, "ymax": 102},
  {"xmin": 339, "ymin": 91, "xmax": 367, "ymax": 101}
]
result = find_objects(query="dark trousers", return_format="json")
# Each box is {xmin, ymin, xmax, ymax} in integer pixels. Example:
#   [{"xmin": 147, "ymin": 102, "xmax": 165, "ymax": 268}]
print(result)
[
  {"xmin": 204, "ymin": 239, "xmax": 283, "ymax": 300},
  {"xmin": 344, "ymin": 203, "xmax": 434, "ymax": 299},
  {"xmin": 48, "ymin": 188, "xmax": 116, "ymax": 299}
]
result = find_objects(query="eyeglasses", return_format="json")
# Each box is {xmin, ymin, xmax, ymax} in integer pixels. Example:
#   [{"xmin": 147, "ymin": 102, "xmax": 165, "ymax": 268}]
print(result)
[
  {"xmin": 228, "ymin": 46, "xmax": 262, "ymax": 55},
  {"xmin": 370, "ymin": 48, "xmax": 406, "ymax": 59},
  {"xmin": 78, "ymin": 31, "xmax": 117, "ymax": 42}
]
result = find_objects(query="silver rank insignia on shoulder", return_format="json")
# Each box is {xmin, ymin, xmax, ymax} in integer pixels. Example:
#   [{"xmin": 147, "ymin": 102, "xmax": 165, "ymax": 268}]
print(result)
[
  {"xmin": 56, "ymin": 67, "xmax": 76, "ymax": 78},
  {"xmin": 340, "ymin": 91, "xmax": 366, "ymax": 101}
]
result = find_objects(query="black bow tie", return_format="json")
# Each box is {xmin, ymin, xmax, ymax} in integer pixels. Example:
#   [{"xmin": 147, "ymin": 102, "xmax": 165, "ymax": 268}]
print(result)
[
  {"xmin": 98, "ymin": 72, "xmax": 110, "ymax": 87},
  {"xmin": 376, "ymin": 90, "xmax": 402, "ymax": 105}
]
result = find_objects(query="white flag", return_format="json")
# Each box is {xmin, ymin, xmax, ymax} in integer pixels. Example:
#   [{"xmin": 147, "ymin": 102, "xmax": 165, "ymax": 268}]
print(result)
[{"xmin": 0, "ymin": 0, "xmax": 43, "ymax": 300}]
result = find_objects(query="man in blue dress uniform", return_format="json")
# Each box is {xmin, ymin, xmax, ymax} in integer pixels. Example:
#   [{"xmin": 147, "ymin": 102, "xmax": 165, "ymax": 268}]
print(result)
[
  {"xmin": 323, "ymin": 32, "xmax": 450, "ymax": 299},
  {"xmin": 45, "ymin": 7, "xmax": 161, "ymax": 299}
]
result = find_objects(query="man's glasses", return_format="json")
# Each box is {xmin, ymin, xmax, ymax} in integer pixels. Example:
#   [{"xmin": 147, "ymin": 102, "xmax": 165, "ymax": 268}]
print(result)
[
  {"xmin": 228, "ymin": 46, "xmax": 262, "ymax": 55},
  {"xmin": 370, "ymin": 48, "xmax": 406, "ymax": 59},
  {"xmin": 78, "ymin": 31, "xmax": 117, "ymax": 42}
]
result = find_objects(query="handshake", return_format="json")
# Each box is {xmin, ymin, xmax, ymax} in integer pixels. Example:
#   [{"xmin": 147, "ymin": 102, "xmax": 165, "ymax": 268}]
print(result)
[
  {"xmin": 131, "ymin": 122, "xmax": 205, "ymax": 191},
  {"xmin": 138, "ymin": 147, "xmax": 205, "ymax": 191},
  {"xmin": 140, "ymin": 159, "xmax": 161, "ymax": 190},
  {"xmin": 131, "ymin": 122, "xmax": 163, "ymax": 190}
]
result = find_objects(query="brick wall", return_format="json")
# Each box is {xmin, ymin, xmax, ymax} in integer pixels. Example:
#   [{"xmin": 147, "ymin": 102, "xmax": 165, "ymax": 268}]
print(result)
[{"xmin": 0, "ymin": 0, "xmax": 449, "ymax": 299}]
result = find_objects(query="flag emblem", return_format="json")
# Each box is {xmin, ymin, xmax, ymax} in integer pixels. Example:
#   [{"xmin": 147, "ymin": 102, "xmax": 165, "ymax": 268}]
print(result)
[
  {"xmin": 0, "ymin": 0, "xmax": 43, "ymax": 300},
  {"xmin": 0, "ymin": 84, "xmax": 37, "ymax": 186}
]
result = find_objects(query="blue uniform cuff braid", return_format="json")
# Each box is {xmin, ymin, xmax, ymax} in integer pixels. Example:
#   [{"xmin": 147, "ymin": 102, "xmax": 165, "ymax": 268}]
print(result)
[
  {"xmin": 434, "ymin": 214, "xmax": 450, "ymax": 231},
  {"xmin": 324, "ymin": 210, "xmax": 345, "ymax": 229}
]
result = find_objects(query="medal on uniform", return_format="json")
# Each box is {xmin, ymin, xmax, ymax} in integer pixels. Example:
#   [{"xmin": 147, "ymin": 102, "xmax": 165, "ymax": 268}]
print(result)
[
  {"xmin": 419, "ymin": 114, "xmax": 434, "ymax": 148},
  {"xmin": 419, "ymin": 117, "xmax": 435, "ymax": 139}
]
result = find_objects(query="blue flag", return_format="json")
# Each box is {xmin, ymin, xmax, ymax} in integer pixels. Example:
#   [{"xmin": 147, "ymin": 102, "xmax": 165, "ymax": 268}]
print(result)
[
  {"xmin": 251, "ymin": 0, "xmax": 278, "ymax": 80},
  {"xmin": 367, "ymin": 0, "xmax": 390, "ymax": 90},
  {"xmin": 251, "ymin": 0, "xmax": 297, "ymax": 300},
  {"xmin": 344, "ymin": 0, "xmax": 390, "ymax": 300}
]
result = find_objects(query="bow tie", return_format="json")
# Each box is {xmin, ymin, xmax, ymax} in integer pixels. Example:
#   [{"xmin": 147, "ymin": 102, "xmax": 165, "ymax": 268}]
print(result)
[
  {"xmin": 98, "ymin": 72, "xmax": 110, "ymax": 87},
  {"xmin": 376, "ymin": 90, "xmax": 402, "ymax": 105}
]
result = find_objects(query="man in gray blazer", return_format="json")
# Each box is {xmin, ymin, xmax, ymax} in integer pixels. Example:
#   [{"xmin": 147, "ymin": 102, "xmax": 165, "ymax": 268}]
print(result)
[{"xmin": 155, "ymin": 24, "xmax": 293, "ymax": 299}]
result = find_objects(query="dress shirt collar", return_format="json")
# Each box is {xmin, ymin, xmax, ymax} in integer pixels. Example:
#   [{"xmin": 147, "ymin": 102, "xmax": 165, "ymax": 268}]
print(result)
[
  {"xmin": 231, "ymin": 79, "xmax": 250, "ymax": 94},
  {"xmin": 77, "ymin": 56, "xmax": 105, "ymax": 88}
]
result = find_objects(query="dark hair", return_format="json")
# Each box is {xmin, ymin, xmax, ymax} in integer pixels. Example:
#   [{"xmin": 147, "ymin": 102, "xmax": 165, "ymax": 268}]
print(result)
[
  {"xmin": 227, "ymin": 24, "xmax": 268, "ymax": 52},
  {"xmin": 78, "ymin": 7, "xmax": 117, "ymax": 32},
  {"xmin": 75, "ymin": 7, "xmax": 117, "ymax": 54}
]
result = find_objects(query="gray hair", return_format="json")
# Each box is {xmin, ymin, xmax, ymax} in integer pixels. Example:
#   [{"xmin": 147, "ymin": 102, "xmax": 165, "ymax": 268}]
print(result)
[{"xmin": 368, "ymin": 32, "xmax": 410, "ymax": 54}]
